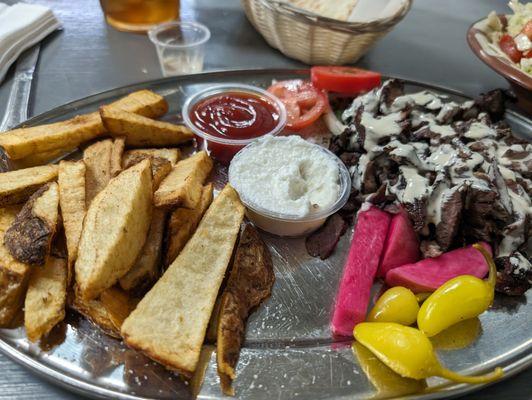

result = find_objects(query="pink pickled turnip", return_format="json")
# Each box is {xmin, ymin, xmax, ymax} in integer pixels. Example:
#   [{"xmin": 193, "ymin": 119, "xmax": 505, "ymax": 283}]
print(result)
[
  {"xmin": 331, "ymin": 205, "xmax": 392, "ymax": 337},
  {"xmin": 385, "ymin": 243, "xmax": 492, "ymax": 293},
  {"xmin": 377, "ymin": 210, "xmax": 420, "ymax": 277}
]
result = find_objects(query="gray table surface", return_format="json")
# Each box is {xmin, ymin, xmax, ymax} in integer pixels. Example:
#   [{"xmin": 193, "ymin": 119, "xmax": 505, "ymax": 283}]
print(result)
[{"xmin": 0, "ymin": 0, "xmax": 530, "ymax": 399}]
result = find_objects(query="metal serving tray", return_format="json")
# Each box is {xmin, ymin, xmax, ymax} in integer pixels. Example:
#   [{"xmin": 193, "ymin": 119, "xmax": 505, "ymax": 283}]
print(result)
[{"xmin": 0, "ymin": 69, "xmax": 530, "ymax": 400}]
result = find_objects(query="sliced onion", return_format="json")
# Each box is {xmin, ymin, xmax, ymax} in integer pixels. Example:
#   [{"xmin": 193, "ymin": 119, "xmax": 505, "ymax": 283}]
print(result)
[{"xmin": 323, "ymin": 109, "xmax": 347, "ymax": 136}]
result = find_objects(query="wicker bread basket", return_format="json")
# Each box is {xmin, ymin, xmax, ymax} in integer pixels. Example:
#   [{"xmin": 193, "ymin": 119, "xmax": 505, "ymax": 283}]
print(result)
[{"xmin": 241, "ymin": 0, "xmax": 412, "ymax": 65}]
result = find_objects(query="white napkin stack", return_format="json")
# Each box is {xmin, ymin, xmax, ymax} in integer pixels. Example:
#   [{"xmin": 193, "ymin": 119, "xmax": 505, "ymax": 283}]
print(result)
[
  {"xmin": 0, "ymin": 2, "xmax": 61, "ymax": 83},
  {"xmin": 348, "ymin": 0, "xmax": 407, "ymax": 23}
]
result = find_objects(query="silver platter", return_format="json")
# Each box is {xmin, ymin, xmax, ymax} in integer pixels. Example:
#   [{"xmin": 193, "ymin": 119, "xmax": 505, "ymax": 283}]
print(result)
[{"xmin": 0, "ymin": 69, "xmax": 530, "ymax": 399}]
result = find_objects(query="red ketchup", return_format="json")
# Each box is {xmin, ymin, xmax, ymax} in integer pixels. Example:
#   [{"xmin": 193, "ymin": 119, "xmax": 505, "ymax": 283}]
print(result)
[{"xmin": 189, "ymin": 92, "xmax": 281, "ymax": 163}]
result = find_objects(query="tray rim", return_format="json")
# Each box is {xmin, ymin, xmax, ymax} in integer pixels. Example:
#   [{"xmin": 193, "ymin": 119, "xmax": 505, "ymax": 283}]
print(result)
[{"xmin": 0, "ymin": 68, "xmax": 530, "ymax": 400}]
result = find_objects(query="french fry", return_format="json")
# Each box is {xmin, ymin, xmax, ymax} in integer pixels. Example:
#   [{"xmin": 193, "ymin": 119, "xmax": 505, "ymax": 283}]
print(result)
[
  {"xmin": 11, "ymin": 148, "xmax": 70, "ymax": 169},
  {"xmin": 164, "ymin": 183, "xmax": 213, "ymax": 266},
  {"xmin": 121, "ymin": 185, "xmax": 245, "ymax": 377},
  {"xmin": 100, "ymin": 286, "xmax": 137, "ymax": 330},
  {"xmin": 154, "ymin": 151, "xmax": 213, "ymax": 209},
  {"xmin": 119, "ymin": 208, "xmax": 166, "ymax": 293},
  {"xmin": 110, "ymin": 137, "xmax": 125, "ymax": 178},
  {"xmin": 58, "ymin": 160, "xmax": 86, "ymax": 282},
  {"xmin": 0, "ymin": 113, "xmax": 105, "ymax": 160},
  {"xmin": 4, "ymin": 183, "xmax": 60, "ymax": 266},
  {"xmin": 83, "ymin": 138, "xmax": 125, "ymax": 205},
  {"xmin": 69, "ymin": 285, "xmax": 120, "ymax": 338},
  {"xmin": 0, "ymin": 205, "xmax": 30, "ymax": 327},
  {"xmin": 0, "ymin": 164, "xmax": 58, "ymax": 206},
  {"xmin": 75, "ymin": 160, "xmax": 153, "ymax": 300},
  {"xmin": 0, "ymin": 90, "xmax": 167, "ymax": 161},
  {"xmin": 24, "ymin": 256, "xmax": 68, "ymax": 342},
  {"xmin": 100, "ymin": 107, "xmax": 194, "ymax": 147},
  {"xmin": 123, "ymin": 148, "xmax": 180, "ymax": 165},
  {"xmin": 123, "ymin": 154, "xmax": 172, "ymax": 191}
]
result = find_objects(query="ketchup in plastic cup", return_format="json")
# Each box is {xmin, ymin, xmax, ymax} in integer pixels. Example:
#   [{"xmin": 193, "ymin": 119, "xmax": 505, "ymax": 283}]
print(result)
[{"xmin": 182, "ymin": 84, "xmax": 287, "ymax": 164}]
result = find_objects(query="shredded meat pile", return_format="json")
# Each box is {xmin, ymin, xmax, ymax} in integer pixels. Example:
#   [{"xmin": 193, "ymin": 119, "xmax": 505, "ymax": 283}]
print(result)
[{"xmin": 330, "ymin": 80, "xmax": 531, "ymax": 295}]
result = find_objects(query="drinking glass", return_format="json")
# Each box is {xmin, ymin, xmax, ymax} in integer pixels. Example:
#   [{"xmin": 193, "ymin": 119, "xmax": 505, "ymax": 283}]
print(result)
[
  {"xmin": 99, "ymin": 0, "xmax": 179, "ymax": 33},
  {"xmin": 148, "ymin": 21, "xmax": 210, "ymax": 76}
]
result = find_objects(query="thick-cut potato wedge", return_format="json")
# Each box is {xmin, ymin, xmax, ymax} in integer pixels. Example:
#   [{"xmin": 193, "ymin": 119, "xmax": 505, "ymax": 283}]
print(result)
[
  {"xmin": 110, "ymin": 137, "xmax": 125, "ymax": 177},
  {"xmin": 0, "ymin": 205, "xmax": 30, "ymax": 327},
  {"xmin": 69, "ymin": 285, "xmax": 120, "ymax": 338},
  {"xmin": 75, "ymin": 160, "xmax": 153, "ymax": 300},
  {"xmin": 101, "ymin": 108, "xmax": 194, "ymax": 147},
  {"xmin": 124, "ymin": 148, "xmax": 180, "ymax": 166},
  {"xmin": 11, "ymin": 148, "xmax": 70, "ymax": 169},
  {"xmin": 5, "ymin": 183, "xmax": 60, "ymax": 266},
  {"xmin": 164, "ymin": 183, "xmax": 214, "ymax": 266},
  {"xmin": 0, "ymin": 90, "xmax": 167, "ymax": 161},
  {"xmin": 24, "ymin": 256, "xmax": 67, "ymax": 342},
  {"xmin": 121, "ymin": 185, "xmax": 245, "ymax": 377},
  {"xmin": 217, "ymin": 224, "xmax": 275, "ymax": 395},
  {"xmin": 58, "ymin": 161, "xmax": 86, "ymax": 282},
  {"xmin": 154, "ymin": 151, "xmax": 213, "ymax": 209},
  {"xmin": 0, "ymin": 113, "xmax": 105, "ymax": 160},
  {"xmin": 123, "ymin": 155, "xmax": 172, "ymax": 191},
  {"xmin": 119, "ymin": 208, "xmax": 166, "ymax": 293},
  {"xmin": 106, "ymin": 90, "xmax": 168, "ymax": 118},
  {"xmin": 84, "ymin": 139, "xmax": 127, "ymax": 206},
  {"xmin": 100, "ymin": 286, "xmax": 137, "ymax": 330},
  {"xmin": 0, "ymin": 164, "xmax": 58, "ymax": 206}
]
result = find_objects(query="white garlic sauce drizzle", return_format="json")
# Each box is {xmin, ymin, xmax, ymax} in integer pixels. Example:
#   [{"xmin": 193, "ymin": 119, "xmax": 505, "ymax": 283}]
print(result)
[{"xmin": 342, "ymin": 80, "xmax": 532, "ymax": 258}]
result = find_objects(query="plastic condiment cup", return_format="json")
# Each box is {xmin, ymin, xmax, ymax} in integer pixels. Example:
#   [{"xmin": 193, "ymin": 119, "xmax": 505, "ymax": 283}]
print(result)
[
  {"xmin": 229, "ymin": 142, "xmax": 352, "ymax": 237},
  {"xmin": 148, "ymin": 21, "xmax": 210, "ymax": 76},
  {"xmin": 182, "ymin": 84, "xmax": 287, "ymax": 164}
]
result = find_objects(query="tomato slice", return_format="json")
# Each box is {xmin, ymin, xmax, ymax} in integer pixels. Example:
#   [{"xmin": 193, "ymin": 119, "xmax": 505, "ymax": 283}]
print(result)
[
  {"xmin": 268, "ymin": 80, "xmax": 328, "ymax": 131},
  {"xmin": 311, "ymin": 66, "xmax": 382, "ymax": 94},
  {"xmin": 499, "ymin": 34, "xmax": 522, "ymax": 63}
]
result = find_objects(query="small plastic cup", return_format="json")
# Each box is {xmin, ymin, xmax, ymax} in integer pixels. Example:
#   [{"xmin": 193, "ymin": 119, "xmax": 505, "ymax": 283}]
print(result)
[
  {"xmin": 182, "ymin": 84, "xmax": 287, "ymax": 164},
  {"xmin": 148, "ymin": 21, "xmax": 210, "ymax": 76}
]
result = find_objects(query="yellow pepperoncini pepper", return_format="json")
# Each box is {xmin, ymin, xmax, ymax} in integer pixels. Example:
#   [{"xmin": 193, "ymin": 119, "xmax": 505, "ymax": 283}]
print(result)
[
  {"xmin": 417, "ymin": 244, "xmax": 496, "ymax": 337},
  {"xmin": 367, "ymin": 287, "xmax": 419, "ymax": 325},
  {"xmin": 354, "ymin": 322, "xmax": 503, "ymax": 383}
]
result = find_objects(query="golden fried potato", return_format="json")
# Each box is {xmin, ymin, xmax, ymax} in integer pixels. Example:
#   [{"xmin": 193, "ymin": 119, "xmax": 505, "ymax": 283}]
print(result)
[
  {"xmin": 119, "ymin": 208, "xmax": 166, "ymax": 293},
  {"xmin": 123, "ymin": 155, "xmax": 172, "ymax": 191},
  {"xmin": 0, "ymin": 205, "xmax": 30, "ymax": 327},
  {"xmin": 101, "ymin": 107, "xmax": 193, "ymax": 147},
  {"xmin": 0, "ymin": 90, "xmax": 167, "ymax": 161},
  {"xmin": 0, "ymin": 164, "xmax": 58, "ymax": 206},
  {"xmin": 123, "ymin": 148, "xmax": 180, "ymax": 166},
  {"xmin": 100, "ymin": 286, "xmax": 138, "ymax": 330},
  {"xmin": 4, "ymin": 183, "xmax": 60, "ymax": 266},
  {"xmin": 164, "ymin": 183, "xmax": 213, "ymax": 266},
  {"xmin": 154, "ymin": 151, "xmax": 213, "ymax": 209},
  {"xmin": 75, "ymin": 160, "xmax": 153, "ymax": 300},
  {"xmin": 24, "ymin": 256, "xmax": 67, "ymax": 342},
  {"xmin": 121, "ymin": 185, "xmax": 245, "ymax": 377},
  {"xmin": 58, "ymin": 160, "xmax": 86, "ymax": 282},
  {"xmin": 10, "ymin": 148, "xmax": 70, "ymax": 169},
  {"xmin": 83, "ymin": 138, "xmax": 124, "ymax": 206}
]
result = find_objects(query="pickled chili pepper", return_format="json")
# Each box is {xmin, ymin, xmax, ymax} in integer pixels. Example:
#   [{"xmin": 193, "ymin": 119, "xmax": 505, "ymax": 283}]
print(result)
[
  {"xmin": 415, "ymin": 292, "xmax": 431, "ymax": 303},
  {"xmin": 367, "ymin": 287, "xmax": 419, "ymax": 325},
  {"xmin": 417, "ymin": 243, "xmax": 496, "ymax": 337},
  {"xmin": 354, "ymin": 322, "xmax": 503, "ymax": 383}
]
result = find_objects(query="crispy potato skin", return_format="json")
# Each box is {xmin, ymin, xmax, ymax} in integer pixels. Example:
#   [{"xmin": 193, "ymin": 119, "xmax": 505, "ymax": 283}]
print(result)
[
  {"xmin": 119, "ymin": 208, "xmax": 166, "ymax": 293},
  {"xmin": 164, "ymin": 184, "xmax": 213, "ymax": 266},
  {"xmin": 110, "ymin": 137, "xmax": 125, "ymax": 177},
  {"xmin": 101, "ymin": 107, "xmax": 193, "ymax": 147},
  {"xmin": 154, "ymin": 151, "xmax": 213, "ymax": 209},
  {"xmin": 25, "ymin": 256, "xmax": 67, "ymax": 342},
  {"xmin": 123, "ymin": 148, "xmax": 179, "ymax": 166},
  {"xmin": 5, "ymin": 183, "xmax": 60, "ymax": 266},
  {"xmin": 121, "ymin": 185, "xmax": 245, "ymax": 377},
  {"xmin": 0, "ymin": 205, "xmax": 30, "ymax": 327},
  {"xmin": 75, "ymin": 160, "xmax": 153, "ymax": 300},
  {"xmin": 217, "ymin": 224, "xmax": 275, "ymax": 395},
  {"xmin": 0, "ymin": 165, "xmax": 58, "ymax": 207},
  {"xmin": 123, "ymin": 155, "xmax": 172, "ymax": 191}
]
